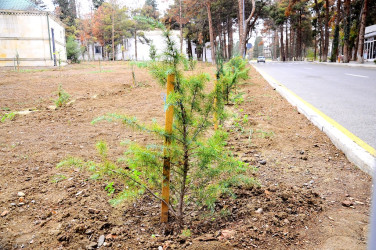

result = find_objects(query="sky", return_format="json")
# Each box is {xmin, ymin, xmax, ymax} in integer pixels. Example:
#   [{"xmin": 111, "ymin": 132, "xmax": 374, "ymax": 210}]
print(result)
[{"xmin": 44, "ymin": 0, "xmax": 173, "ymax": 16}]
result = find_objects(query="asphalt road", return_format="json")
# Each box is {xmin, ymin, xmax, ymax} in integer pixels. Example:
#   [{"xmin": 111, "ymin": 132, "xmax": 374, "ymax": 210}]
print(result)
[{"xmin": 253, "ymin": 61, "xmax": 376, "ymax": 150}]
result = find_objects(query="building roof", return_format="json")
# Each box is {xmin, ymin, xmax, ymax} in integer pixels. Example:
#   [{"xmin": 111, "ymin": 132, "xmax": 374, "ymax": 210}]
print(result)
[
  {"xmin": 365, "ymin": 25, "xmax": 376, "ymax": 39},
  {"xmin": 0, "ymin": 0, "xmax": 43, "ymax": 11}
]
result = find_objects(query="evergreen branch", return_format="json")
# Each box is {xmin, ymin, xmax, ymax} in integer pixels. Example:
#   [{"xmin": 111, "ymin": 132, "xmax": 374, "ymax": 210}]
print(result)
[{"xmin": 113, "ymin": 169, "xmax": 178, "ymax": 217}]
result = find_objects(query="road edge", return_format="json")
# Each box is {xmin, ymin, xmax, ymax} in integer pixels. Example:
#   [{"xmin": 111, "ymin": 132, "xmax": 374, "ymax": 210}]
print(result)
[{"xmin": 253, "ymin": 65, "xmax": 376, "ymax": 175}]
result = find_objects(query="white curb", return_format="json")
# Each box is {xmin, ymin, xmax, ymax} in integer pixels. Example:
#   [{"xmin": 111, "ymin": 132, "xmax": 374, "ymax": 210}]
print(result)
[{"xmin": 253, "ymin": 65, "xmax": 376, "ymax": 175}]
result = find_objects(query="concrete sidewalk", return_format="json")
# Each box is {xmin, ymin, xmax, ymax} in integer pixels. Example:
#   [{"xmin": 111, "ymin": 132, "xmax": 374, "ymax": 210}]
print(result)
[{"xmin": 313, "ymin": 61, "xmax": 376, "ymax": 68}]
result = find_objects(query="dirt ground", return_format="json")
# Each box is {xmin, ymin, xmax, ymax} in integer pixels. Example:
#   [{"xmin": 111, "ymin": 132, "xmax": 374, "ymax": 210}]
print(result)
[{"xmin": 0, "ymin": 62, "xmax": 372, "ymax": 249}]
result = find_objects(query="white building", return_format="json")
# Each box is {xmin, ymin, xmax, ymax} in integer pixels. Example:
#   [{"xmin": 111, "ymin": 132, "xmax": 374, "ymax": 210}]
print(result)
[
  {"xmin": 0, "ymin": 0, "xmax": 67, "ymax": 67},
  {"xmin": 365, "ymin": 25, "xmax": 376, "ymax": 61}
]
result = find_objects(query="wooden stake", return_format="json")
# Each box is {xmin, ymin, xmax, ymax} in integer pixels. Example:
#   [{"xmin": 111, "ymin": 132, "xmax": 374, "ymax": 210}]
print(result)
[{"xmin": 161, "ymin": 73, "xmax": 175, "ymax": 223}]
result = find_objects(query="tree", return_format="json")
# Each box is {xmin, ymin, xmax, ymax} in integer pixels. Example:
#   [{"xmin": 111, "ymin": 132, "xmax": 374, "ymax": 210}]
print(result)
[
  {"xmin": 85, "ymin": 20, "xmax": 256, "ymax": 224},
  {"xmin": 342, "ymin": 0, "xmax": 351, "ymax": 63},
  {"xmin": 357, "ymin": 0, "xmax": 368, "ymax": 63},
  {"xmin": 31, "ymin": 0, "xmax": 47, "ymax": 9},
  {"xmin": 145, "ymin": 0, "xmax": 159, "ymax": 19},
  {"xmin": 92, "ymin": 0, "xmax": 104, "ymax": 9},
  {"xmin": 322, "ymin": 0, "xmax": 330, "ymax": 62},
  {"xmin": 238, "ymin": 0, "xmax": 256, "ymax": 57},
  {"xmin": 330, "ymin": 0, "xmax": 342, "ymax": 62}
]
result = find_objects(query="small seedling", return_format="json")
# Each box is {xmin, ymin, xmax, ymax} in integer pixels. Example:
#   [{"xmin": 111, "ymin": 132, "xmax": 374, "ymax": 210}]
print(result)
[
  {"xmin": 51, "ymin": 174, "xmax": 67, "ymax": 183},
  {"xmin": 181, "ymin": 228, "xmax": 192, "ymax": 237},
  {"xmin": 1, "ymin": 112, "xmax": 16, "ymax": 122},
  {"xmin": 55, "ymin": 85, "xmax": 70, "ymax": 108},
  {"xmin": 105, "ymin": 182, "xmax": 116, "ymax": 195}
]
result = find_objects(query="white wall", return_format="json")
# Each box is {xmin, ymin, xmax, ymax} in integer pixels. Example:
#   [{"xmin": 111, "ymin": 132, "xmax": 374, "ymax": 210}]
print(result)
[{"xmin": 0, "ymin": 11, "xmax": 67, "ymax": 67}]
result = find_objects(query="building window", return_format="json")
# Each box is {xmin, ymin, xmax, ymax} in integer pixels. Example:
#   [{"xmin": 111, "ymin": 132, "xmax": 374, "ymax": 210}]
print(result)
[{"xmin": 95, "ymin": 46, "xmax": 101, "ymax": 54}]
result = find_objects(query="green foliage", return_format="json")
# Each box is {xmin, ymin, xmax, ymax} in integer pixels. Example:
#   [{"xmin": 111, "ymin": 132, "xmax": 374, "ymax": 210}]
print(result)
[
  {"xmin": 181, "ymin": 228, "xmax": 192, "ymax": 237},
  {"xmin": 66, "ymin": 36, "xmax": 81, "ymax": 63},
  {"xmin": 182, "ymin": 56, "xmax": 197, "ymax": 71},
  {"xmin": 219, "ymin": 57, "xmax": 250, "ymax": 104},
  {"xmin": 105, "ymin": 182, "xmax": 116, "ymax": 195},
  {"xmin": 149, "ymin": 43, "xmax": 157, "ymax": 61},
  {"xmin": 55, "ymin": 85, "xmax": 71, "ymax": 108},
  {"xmin": 0, "ymin": 112, "xmax": 16, "ymax": 123},
  {"xmin": 87, "ymin": 19, "xmax": 258, "ymax": 222}
]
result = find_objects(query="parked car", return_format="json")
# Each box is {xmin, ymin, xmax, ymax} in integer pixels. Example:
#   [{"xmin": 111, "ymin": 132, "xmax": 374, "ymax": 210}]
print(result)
[{"xmin": 257, "ymin": 56, "xmax": 266, "ymax": 63}]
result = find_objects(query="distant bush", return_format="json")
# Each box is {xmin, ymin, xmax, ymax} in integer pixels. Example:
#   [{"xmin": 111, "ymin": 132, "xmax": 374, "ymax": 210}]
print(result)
[{"xmin": 66, "ymin": 36, "xmax": 81, "ymax": 63}]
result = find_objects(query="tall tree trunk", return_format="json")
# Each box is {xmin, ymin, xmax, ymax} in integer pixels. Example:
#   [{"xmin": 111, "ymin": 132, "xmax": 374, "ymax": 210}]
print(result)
[
  {"xmin": 239, "ymin": 0, "xmax": 256, "ymax": 57},
  {"xmin": 343, "ymin": 0, "xmax": 351, "ymax": 62},
  {"xmin": 280, "ymin": 25, "xmax": 285, "ymax": 61},
  {"xmin": 331, "ymin": 0, "xmax": 342, "ymax": 62},
  {"xmin": 188, "ymin": 37, "xmax": 192, "ymax": 59},
  {"xmin": 238, "ymin": 0, "xmax": 244, "ymax": 56},
  {"xmin": 314, "ymin": 0, "xmax": 320, "ymax": 61},
  {"xmin": 273, "ymin": 30, "xmax": 278, "ymax": 60},
  {"xmin": 323, "ymin": 0, "xmax": 330, "ymax": 62},
  {"xmin": 298, "ymin": 10, "xmax": 302, "ymax": 60},
  {"xmin": 223, "ymin": 26, "xmax": 227, "ymax": 59},
  {"xmin": 206, "ymin": 2, "xmax": 216, "ymax": 65},
  {"xmin": 357, "ymin": 0, "xmax": 367, "ymax": 63},
  {"xmin": 112, "ymin": 6, "xmax": 115, "ymax": 61},
  {"xmin": 179, "ymin": 0, "xmax": 183, "ymax": 53},
  {"xmin": 290, "ymin": 23, "xmax": 294, "ymax": 59},
  {"xmin": 134, "ymin": 30, "xmax": 138, "ymax": 61},
  {"xmin": 228, "ymin": 17, "xmax": 233, "ymax": 59},
  {"xmin": 285, "ymin": 21, "xmax": 289, "ymax": 61},
  {"xmin": 92, "ymin": 42, "xmax": 95, "ymax": 61}
]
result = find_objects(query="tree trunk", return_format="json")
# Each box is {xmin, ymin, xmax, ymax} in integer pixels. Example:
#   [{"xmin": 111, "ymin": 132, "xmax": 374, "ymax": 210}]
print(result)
[
  {"xmin": 298, "ymin": 10, "xmax": 302, "ymax": 60},
  {"xmin": 112, "ymin": 6, "xmax": 115, "ymax": 61},
  {"xmin": 92, "ymin": 42, "xmax": 95, "ymax": 61},
  {"xmin": 357, "ymin": 0, "xmax": 367, "ymax": 63},
  {"xmin": 134, "ymin": 30, "xmax": 138, "ymax": 61},
  {"xmin": 273, "ymin": 30, "xmax": 278, "ymax": 60},
  {"xmin": 206, "ymin": 2, "xmax": 216, "ymax": 65},
  {"xmin": 223, "ymin": 26, "xmax": 227, "ymax": 59},
  {"xmin": 238, "ymin": 0, "xmax": 244, "ymax": 56},
  {"xmin": 285, "ymin": 21, "xmax": 289, "ymax": 60},
  {"xmin": 228, "ymin": 17, "xmax": 233, "ymax": 59},
  {"xmin": 323, "ymin": 0, "xmax": 330, "ymax": 62},
  {"xmin": 280, "ymin": 25, "xmax": 285, "ymax": 61},
  {"xmin": 239, "ymin": 0, "xmax": 256, "ymax": 57},
  {"xmin": 290, "ymin": 23, "xmax": 294, "ymax": 60},
  {"xmin": 331, "ymin": 0, "xmax": 342, "ymax": 62},
  {"xmin": 188, "ymin": 38, "xmax": 192, "ymax": 59},
  {"xmin": 179, "ymin": 0, "xmax": 183, "ymax": 53},
  {"xmin": 343, "ymin": 0, "xmax": 351, "ymax": 62}
]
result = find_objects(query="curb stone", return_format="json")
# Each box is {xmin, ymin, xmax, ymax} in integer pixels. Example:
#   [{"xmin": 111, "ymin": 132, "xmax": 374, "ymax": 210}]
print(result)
[{"xmin": 253, "ymin": 65, "xmax": 376, "ymax": 175}]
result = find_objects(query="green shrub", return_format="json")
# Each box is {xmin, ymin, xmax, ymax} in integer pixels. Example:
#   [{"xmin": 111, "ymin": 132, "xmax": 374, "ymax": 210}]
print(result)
[
  {"xmin": 55, "ymin": 85, "xmax": 70, "ymax": 108},
  {"xmin": 60, "ymin": 18, "xmax": 258, "ymax": 225},
  {"xmin": 66, "ymin": 36, "xmax": 81, "ymax": 63}
]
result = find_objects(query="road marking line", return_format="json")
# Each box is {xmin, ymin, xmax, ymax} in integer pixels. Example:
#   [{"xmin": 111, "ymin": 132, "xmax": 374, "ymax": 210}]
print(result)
[
  {"xmin": 304, "ymin": 67, "xmax": 313, "ymax": 70},
  {"xmin": 345, "ymin": 73, "xmax": 368, "ymax": 78},
  {"xmin": 255, "ymin": 67, "xmax": 376, "ymax": 157}
]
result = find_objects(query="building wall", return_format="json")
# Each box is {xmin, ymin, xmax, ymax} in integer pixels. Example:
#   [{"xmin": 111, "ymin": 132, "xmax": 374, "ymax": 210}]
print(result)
[{"xmin": 0, "ymin": 10, "xmax": 67, "ymax": 67}]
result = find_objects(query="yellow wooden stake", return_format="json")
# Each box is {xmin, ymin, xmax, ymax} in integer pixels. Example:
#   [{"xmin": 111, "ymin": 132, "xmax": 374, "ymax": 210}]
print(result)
[{"xmin": 161, "ymin": 73, "xmax": 175, "ymax": 223}]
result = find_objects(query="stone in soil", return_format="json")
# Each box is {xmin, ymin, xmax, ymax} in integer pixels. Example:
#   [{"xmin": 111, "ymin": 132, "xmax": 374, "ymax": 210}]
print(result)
[
  {"xmin": 97, "ymin": 235, "xmax": 105, "ymax": 247},
  {"xmin": 342, "ymin": 200, "xmax": 353, "ymax": 207},
  {"xmin": 1, "ymin": 210, "xmax": 9, "ymax": 217},
  {"xmin": 17, "ymin": 192, "xmax": 25, "ymax": 197}
]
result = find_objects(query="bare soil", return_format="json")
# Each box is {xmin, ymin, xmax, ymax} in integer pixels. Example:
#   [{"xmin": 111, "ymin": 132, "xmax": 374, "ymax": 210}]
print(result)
[{"xmin": 0, "ymin": 62, "xmax": 371, "ymax": 249}]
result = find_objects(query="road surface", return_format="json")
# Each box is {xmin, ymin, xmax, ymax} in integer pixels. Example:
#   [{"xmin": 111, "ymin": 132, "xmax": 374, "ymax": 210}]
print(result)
[{"xmin": 253, "ymin": 61, "xmax": 376, "ymax": 150}]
